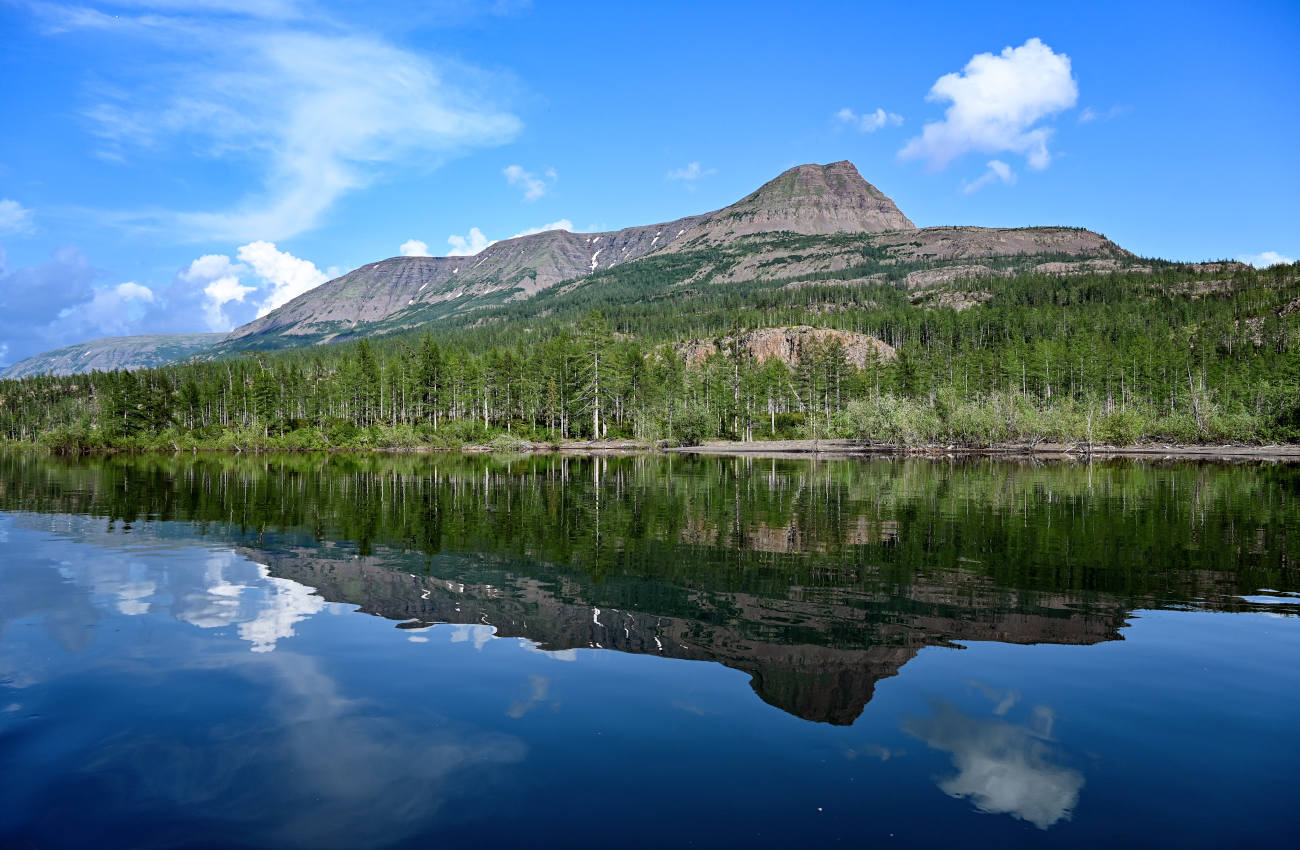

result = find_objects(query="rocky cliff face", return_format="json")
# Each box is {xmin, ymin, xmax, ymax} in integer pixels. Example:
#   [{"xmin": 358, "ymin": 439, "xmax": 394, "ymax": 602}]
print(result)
[
  {"xmin": 202, "ymin": 160, "xmax": 1139, "ymax": 351},
  {"xmin": 223, "ymin": 161, "xmax": 918, "ymax": 346},
  {"xmin": 224, "ymin": 214, "xmax": 709, "ymax": 344},
  {"xmin": 0, "ymin": 333, "xmax": 224, "ymax": 379},
  {"xmin": 669, "ymin": 160, "xmax": 915, "ymax": 248},
  {"xmin": 249, "ymin": 546, "xmax": 1127, "ymax": 725},
  {"xmin": 675, "ymin": 325, "xmax": 898, "ymax": 369}
]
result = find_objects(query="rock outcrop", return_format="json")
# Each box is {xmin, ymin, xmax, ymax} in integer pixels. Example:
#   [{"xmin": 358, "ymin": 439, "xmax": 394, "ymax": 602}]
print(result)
[{"xmin": 675, "ymin": 325, "xmax": 897, "ymax": 369}]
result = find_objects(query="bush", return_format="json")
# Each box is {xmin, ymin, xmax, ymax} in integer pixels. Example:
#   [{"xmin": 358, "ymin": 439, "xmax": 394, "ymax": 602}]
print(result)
[
  {"xmin": 488, "ymin": 432, "xmax": 532, "ymax": 452},
  {"xmin": 672, "ymin": 406, "xmax": 716, "ymax": 446},
  {"xmin": 427, "ymin": 419, "xmax": 491, "ymax": 447},
  {"xmin": 841, "ymin": 394, "xmax": 940, "ymax": 445},
  {"xmin": 1097, "ymin": 407, "xmax": 1146, "ymax": 445},
  {"xmin": 325, "ymin": 419, "xmax": 361, "ymax": 447}
]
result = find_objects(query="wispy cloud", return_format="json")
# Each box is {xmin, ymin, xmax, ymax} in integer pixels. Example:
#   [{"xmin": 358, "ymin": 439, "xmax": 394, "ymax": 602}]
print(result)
[
  {"xmin": 900, "ymin": 38, "xmax": 1078, "ymax": 172},
  {"xmin": 1078, "ymin": 104, "xmax": 1129, "ymax": 124},
  {"xmin": 0, "ymin": 199, "xmax": 35, "ymax": 235},
  {"xmin": 666, "ymin": 161, "xmax": 716, "ymax": 185},
  {"xmin": 51, "ymin": 7, "xmax": 521, "ymax": 242},
  {"xmin": 503, "ymin": 164, "xmax": 556, "ymax": 201},
  {"xmin": 962, "ymin": 159, "xmax": 1017, "ymax": 194},
  {"xmin": 835, "ymin": 107, "xmax": 903, "ymax": 132}
]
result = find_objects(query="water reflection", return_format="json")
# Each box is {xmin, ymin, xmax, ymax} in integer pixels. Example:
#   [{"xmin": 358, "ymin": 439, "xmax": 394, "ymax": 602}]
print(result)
[
  {"xmin": 2, "ymin": 452, "xmax": 1299, "ymax": 847},
  {"xmin": 904, "ymin": 695, "xmax": 1084, "ymax": 829},
  {"xmin": 3, "ymin": 451, "xmax": 1297, "ymax": 726},
  {"xmin": 0, "ymin": 518, "xmax": 527, "ymax": 850}
]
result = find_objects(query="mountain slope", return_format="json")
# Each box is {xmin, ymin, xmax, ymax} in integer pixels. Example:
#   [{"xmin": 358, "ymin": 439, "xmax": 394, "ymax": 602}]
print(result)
[
  {"xmin": 0, "ymin": 333, "xmax": 224, "ymax": 379},
  {"xmin": 218, "ymin": 161, "xmax": 943, "ymax": 349}
]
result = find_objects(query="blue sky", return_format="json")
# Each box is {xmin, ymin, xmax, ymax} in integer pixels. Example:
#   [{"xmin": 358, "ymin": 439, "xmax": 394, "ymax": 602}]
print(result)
[{"xmin": 0, "ymin": 0, "xmax": 1296, "ymax": 365}]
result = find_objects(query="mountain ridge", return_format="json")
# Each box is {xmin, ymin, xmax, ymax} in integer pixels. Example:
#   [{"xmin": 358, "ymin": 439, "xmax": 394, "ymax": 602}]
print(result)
[
  {"xmin": 217, "ymin": 160, "xmax": 1135, "ymax": 350},
  {"xmin": 5, "ymin": 160, "xmax": 1152, "ymax": 375},
  {"xmin": 0, "ymin": 333, "xmax": 224, "ymax": 380}
]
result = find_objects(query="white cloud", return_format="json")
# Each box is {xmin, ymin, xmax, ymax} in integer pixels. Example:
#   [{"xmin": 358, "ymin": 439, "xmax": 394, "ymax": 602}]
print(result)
[
  {"xmin": 836, "ymin": 107, "xmax": 904, "ymax": 132},
  {"xmin": 181, "ymin": 253, "xmax": 254, "ymax": 331},
  {"xmin": 1239, "ymin": 251, "xmax": 1295, "ymax": 268},
  {"xmin": 105, "ymin": 0, "xmax": 307, "ymax": 19},
  {"xmin": 906, "ymin": 701, "xmax": 1084, "ymax": 830},
  {"xmin": 963, "ymin": 159, "xmax": 1017, "ymax": 194},
  {"xmin": 510, "ymin": 218, "xmax": 573, "ymax": 238},
  {"xmin": 447, "ymin": 227, "xmax": 493, "ymax": 256},
  {"xmin": 113, "ymin": 281, "xmax": 156, "ymax": 302},
  {"xmin": 503, "ymin": 164, "xmax": 554, "ymax": 201},
  {"xmin": 175, "ymin": 243, "xmax": 324, "ymax": 330},
  {"xmin": 0, "ymin": 199, "xmax": 34, "ymax": 235},
  {"xmin": 69, "ymin": 16, "xmax": 520, "ymax": 242},
  {"xmin": 235, "ymin": 240, "xmax": 329, "ymax": 316},
  {"xmin": 443, "ymin": 218, "xmax": 573, "ymax": 257},
  {"xmin": 667, "ymin": 161, "xmax": 717, "ymax": 182},
  {"xmin": 57, "ymin": 281, "xmax": 158, "ymax": 337},
  {"xmin": 1078, "ymin": 104, "xmax": 1129, "ymax": 124},
  {"xmin": 399, "ymin": 239, "xmax": 431, "ymax": 257},
  {"xmin": 900, "ymin": 38, "xmax": 1078, "ymax": 171}
]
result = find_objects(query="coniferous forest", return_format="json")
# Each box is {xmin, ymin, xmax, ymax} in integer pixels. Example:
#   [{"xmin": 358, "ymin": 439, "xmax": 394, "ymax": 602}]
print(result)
[{"xmin": 3, "ymin": 260, "xmax": 1299, "ymax": 452}]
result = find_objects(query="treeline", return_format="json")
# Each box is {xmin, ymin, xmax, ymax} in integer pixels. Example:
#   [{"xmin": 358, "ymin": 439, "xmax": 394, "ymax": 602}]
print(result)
[
  {"xmin": 2, "ymin": 451, "xmax": 1295, "ymax": 601},
  {"xmin": 2, "ymin": 262, "xmax": 1299, "ymax": 451}
]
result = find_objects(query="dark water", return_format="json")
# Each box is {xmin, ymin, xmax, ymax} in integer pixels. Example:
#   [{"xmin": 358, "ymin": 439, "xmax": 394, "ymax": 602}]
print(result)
[{"xmin": 1, "ymin": 452, "xmax": 1298, "ymax": 849}]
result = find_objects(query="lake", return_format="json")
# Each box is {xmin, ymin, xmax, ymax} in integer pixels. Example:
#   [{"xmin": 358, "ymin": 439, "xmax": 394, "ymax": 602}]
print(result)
[{"xmin": 1, "ymin": 451, "xmax": 1297, "ymax": 848}]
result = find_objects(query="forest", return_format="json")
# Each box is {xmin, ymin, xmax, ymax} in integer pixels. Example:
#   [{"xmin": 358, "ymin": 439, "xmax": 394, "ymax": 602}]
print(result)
[{"xmin": 2, "ymin": 260, "xmax": 1298, "ymax": 452}]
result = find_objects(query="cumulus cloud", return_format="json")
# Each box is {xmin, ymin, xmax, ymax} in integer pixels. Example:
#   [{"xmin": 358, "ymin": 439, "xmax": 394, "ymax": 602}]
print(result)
[
  {"xmin": 503, "ymin": 165, "xmax": 555, "ymax": 201},
  {"xmin": 175, "ymin": 243, "xmax": 326, "ymax": 330},
  {"xmin": 905, "ymin": 699, "xmax": 1084, "ymax": 830},
  {"xmin": 442, "ymin": 218, "xmax": 572, "ymax": 257},
  {"xmin": 900, "ymin": 38, "xmax": 1078, "ymax": 172},
  {"xmin": 236, "ymin": 240, "xmax": 328, "ymax": 316},
  {"xmin": 53, "ymin": 281, "xmax": 159, "ymax": 339},
  {"xmin": 0, "ymin": 199, "xmax": 34, "ymax": 235},
  {"xmin": 667, "ymin": 161, "xmax": 716, "ymax": 182},
  {"xmin": 1239, "ymin": 251, "xmax": 1295, "ymax": 268},
  {"xmin": 510, "ymin": 218, "xmax": 573, "ymax": 238},
  {"xmin": 399, "ymin": 239, "xmax": 431, "ymax": 257},
  {"xmin": 963, "ymin": 159, "xmax": 1017, "ymax": 194},
  {"xmin": 0, "ymin": 247, "xmax": 172, "ymax": 365},
  {"xmin": 447, "ymin": 227, "xmax": 493, "ymax": 256},
  {"xmin": 836, "ymin": 107, "xmax": 904, "ymax": 132},
  {"xmin": 180, "ymin": 253, "xmax": 255, "ymax": 331},
  {"xmin": 63, "ymin": 12, "xmax": 520, "ymax": 242}
]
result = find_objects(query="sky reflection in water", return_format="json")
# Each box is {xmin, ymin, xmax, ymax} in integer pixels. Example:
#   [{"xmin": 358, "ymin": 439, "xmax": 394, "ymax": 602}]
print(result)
[{"xmin": 1, "ymin": 454, "xmax": 1298, "ymax": 848}]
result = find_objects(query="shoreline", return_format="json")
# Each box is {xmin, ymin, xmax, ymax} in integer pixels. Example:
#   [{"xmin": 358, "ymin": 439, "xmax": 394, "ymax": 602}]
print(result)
[
  {"xmin": 661, "ymin": 438, "xmax": 1300, "ymax": 461},
  {"xmin": 12, "ymin": 438, "xmax": 1300, "ymax": 462}
]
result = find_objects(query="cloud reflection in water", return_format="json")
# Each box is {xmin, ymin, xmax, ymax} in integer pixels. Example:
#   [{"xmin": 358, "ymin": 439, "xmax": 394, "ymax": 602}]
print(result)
[{"xmin": 904, "ymin": 692, "xmax": 1084, "ymax": 829}]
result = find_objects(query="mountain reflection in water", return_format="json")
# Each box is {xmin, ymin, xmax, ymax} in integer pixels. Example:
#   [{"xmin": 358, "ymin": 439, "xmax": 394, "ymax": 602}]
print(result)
[{"xmin": 3, "ymin": 451, "xmax": 1295, "ymax": 725}]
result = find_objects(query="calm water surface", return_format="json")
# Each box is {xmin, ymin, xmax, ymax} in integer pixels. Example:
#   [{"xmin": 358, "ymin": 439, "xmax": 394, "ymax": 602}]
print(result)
[{"xmin": 1, "ymin": 452, "xmax": 1297, "ymax": 848}]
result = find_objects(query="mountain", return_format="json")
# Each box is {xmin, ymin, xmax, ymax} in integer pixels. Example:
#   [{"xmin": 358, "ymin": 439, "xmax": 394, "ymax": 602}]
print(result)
[
  {"xmin": 217, "ymin": 160, "xmax": 1134, "ymax": 350},
  {"xmin": 5, "ymin": 160, "xmax": 1143, "ymax": 375},
  {"xmin": 0, "ymin": 333, "xmax": 224, "ymax": 379}
]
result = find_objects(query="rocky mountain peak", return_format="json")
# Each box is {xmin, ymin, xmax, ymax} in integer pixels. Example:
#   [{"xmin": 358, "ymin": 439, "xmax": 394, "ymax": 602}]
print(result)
[{"xmin": 698, "ymin": 160, "xmax": 915, "ymax": 240}]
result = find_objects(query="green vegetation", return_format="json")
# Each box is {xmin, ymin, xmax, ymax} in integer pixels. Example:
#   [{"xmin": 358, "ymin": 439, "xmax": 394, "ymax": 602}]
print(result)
[
  {"xmin": 2, "ymin": 257, "xmax": 1298, "ymax": 452},
  {"xmin": 2, "ymin": 450, "xmax": 1295, "ymax": 602}
]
